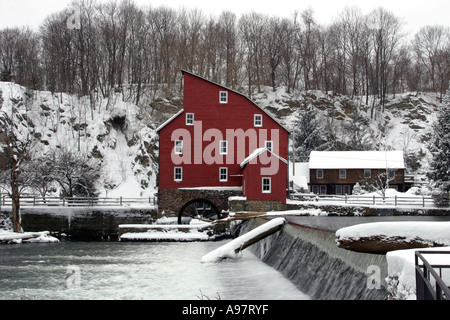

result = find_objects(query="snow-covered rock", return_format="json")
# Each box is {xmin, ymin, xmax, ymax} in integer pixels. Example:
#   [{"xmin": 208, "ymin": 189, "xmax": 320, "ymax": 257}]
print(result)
[
  {"xmin": 0, "ymin": 230, "xmax": 59, "ymax": 243},
  {"xmin": 336, "ymin": 221, "xmax": 450, "ymax": 253}
]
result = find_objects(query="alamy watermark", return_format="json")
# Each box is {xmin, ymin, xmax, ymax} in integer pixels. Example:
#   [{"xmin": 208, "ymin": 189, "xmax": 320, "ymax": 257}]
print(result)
[
  {"xmin": 366, "ymin": 265, "xmax": 381, "ymax": 290},
  {"xmin": 66, "ymin": 265, "xmax": 81, "ymax": 289},
  {"xmin": 171, "ymin": 121, "xmax": 281, "ymax": 175},
  {"xmin": 67, "ymin": 4, "xmax": 81, "ymax": 30}
]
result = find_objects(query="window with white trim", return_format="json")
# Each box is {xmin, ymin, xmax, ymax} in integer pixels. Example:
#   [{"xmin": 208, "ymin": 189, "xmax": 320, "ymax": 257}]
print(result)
[
  {"xmin": 312, "ymin": 185, "xmax": 319, "ymax": 194},
  {"xmin": 186, "ymin": 113, "xmax": 194, "ymax": 125},
  {"xmin": 336, "ymin": 185, "xmax": 342, "ymax": 195},
  {"xmin": 344, "ymin": 185, "xmax": 351, "ymax": 195},
  {"xmin": 219, "ymin": 167, "xmax": 228, "ymax": 182},
  {"xmin": 254, "ymin": 114, "xmax": 262, "ymax": 127},
  {"xmin": 220, "ymin": 140, "xmax": 228, "ymax": 155},
  {"xmin": 316, "ymin": 169, "xmax": 324, "ymax": 179},
  {"xmin": 219, "ymin": 91, "xmax": 228, "ymax": 104},
  {"xmin": 262, "ymin": 177, "xmax": 271, "ymax": 193},
  {"xmin": 265, "ymin": 140, "xmax": 273, "ymax": 152},
  {"xmin": 174, "ymin": 140, "xmax": 183, "ymax": 154},
  {"xmin": 339, "ymin": 169, "xmax": 346, "ymax": 179},
  {"xmin": 364, "ymin": 169, "xmax": 371, "ymax": 178},
  {"xmin": 174, "ymin": 167, "xmax": 182, "ymax": 182}
]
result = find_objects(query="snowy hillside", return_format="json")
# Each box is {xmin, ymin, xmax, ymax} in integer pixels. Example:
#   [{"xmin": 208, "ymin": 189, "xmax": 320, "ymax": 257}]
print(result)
[
  {"xmin": 0, "ymin": 81, "xmax": 160, "ymax": 197},
  {"xmin": 0, "ymin": 81, "xmax": 441, "ymax": 197},
  {"xmin": 254, "ymin": 86, "xmax": 439, "ymax": 181}
]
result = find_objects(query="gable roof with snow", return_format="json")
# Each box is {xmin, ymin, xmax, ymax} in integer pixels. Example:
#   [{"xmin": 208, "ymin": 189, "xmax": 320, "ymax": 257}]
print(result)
[
  {"xmin": 155, "ymin": 109, "xmax": 184, "ymax": 132},
  {"xmin": 240, "ymin": 147, "xmax": 288, "ymax": 169},
  {"xmin": 182, "ymin": 70, "xmax": 290, "ymax": 134},
  {"xmin": 309, "ymin": 151, "xmax": 405, "ymax": 169},
  {"xmin": 155, "ymin": 70, "xmax": 290, "ymax": 134}
]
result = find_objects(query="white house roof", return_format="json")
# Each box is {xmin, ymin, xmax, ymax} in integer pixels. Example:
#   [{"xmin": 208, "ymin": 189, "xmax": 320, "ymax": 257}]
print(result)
[
  {"xmin": 309, "ymin": 151, "xmax": 405, "ymax": 169},
  {"xmin": 240, "ymin": 147, "xmax": 288, "ymax": 169}
]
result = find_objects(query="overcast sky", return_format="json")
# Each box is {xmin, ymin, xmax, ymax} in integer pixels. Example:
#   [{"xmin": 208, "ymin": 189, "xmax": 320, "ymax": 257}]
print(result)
[{"xmin": 0, "ymin": 0, "xmax": 449, "ymax": 36}]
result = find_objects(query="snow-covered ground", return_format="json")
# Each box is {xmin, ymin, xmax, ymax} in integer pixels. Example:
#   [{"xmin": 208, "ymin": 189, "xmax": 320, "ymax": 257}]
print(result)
[
  {"xmin": 0, "ymin": 81, "xmax": 158, "ymax": 198},
  {"xmin": 386, "ymin": 247, "xmax": 450, "ymax": 300}
]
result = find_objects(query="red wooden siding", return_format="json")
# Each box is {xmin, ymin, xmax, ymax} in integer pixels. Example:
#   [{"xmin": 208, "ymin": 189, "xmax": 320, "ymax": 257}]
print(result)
[
  {"xmin": 242, "ymin": 151, "xmax": 288, "ymax": 204},
  {"xmin": 158, "ymin": 71, "xmax": 289, "ymax": 192}
]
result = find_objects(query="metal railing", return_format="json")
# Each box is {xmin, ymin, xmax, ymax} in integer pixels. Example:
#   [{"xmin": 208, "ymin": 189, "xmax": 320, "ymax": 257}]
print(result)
[
  {"xmin": 0, "ymin": 195, "xmax": 157, "ymax": 208},
  {"xmin": 415, "ymin": 251, "xmax": 450, "ymax": 300},
  {"xmin": 289, "ymin": 193, "xmax": 438, "ymax": 208}
]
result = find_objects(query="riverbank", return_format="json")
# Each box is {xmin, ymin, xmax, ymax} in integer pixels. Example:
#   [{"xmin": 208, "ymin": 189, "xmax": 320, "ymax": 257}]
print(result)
[{"xmin": 1, "ymin": 206, "xmax": 157, "ymax": 240}]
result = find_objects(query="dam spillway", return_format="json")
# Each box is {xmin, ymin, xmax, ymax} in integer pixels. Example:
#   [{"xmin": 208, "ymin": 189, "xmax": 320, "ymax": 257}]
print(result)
[{"xmin": 238, "ymin": 217, "xmax": 389, "ymax": 300}]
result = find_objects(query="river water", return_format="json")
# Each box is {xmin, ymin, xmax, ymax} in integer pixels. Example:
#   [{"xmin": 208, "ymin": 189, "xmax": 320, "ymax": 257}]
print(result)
[{"xmin": 0, "ymin": 240, "xmax": 310, "ymax": 300}]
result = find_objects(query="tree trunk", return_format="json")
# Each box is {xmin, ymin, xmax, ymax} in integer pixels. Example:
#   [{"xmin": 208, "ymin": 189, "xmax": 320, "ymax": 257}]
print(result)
[{"xmin": 10, "ymin": 162, "xmax": 22, "ymax": 233}]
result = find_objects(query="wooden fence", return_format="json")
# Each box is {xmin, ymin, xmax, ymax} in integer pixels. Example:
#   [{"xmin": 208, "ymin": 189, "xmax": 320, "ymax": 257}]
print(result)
[
  {"xmin": 289, "ymin": 193, "xmax": 437, "ymax": 208},
  {"xmin": 0, "ymin": 196, "xmax": 157, "ymax": 208}
]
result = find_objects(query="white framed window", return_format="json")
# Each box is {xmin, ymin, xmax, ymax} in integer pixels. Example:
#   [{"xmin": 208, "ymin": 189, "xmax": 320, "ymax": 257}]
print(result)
[
  {"xmin": 186, "ymin": 113, "xmax": 194, "ymax": 125},
  {"xmin": 312, "ymin": 185, "xmax": 319, "ymax": 194},
  {"xmin": 219, "ymin": 167, "xmax": 228, "ymax": 182},
  {"xmin": 339, "ymin": 169, "xmax": 346, "ymax": 179},
  {"xmin": 336, "ymin": 185, "xmax": 343, "ymax": 195},
  {"xmin": 254, "ymin": 114, "xmax": 263, "ymax": 127},
  {"xmin": 320, "ymin": 185, "xmax": 327, "ymax": 195},
  {"xmin": 316, "ymin": 169, "xmax": 324, "ymax": 179},
  {"xmin": 174, "ymin": 167, "xmax": 182, "ymax": 182},
  {"xmin": 262, "ymin": 177, "xmax": 271, "ymax": 193},
  {"xmin": 344, "ymin": 185, "xmax": 351, "ymax": 195},
  {"xmin": 219, "ymin": 91, "xmax": 228, "ymax": 104},
  {"xmin": 265, "ymin": 140, "xmax": 273, "ymax": 152},
  {"xmin": 364, "ymin": 169, "xmax": 371, "ymax": 178},
  {"xmin": 174, "ymin": 140, "xmax": 183, "ymax": 154},
  {"xmin": 220, "ymin": 140, "xmax": 228, "ymax": 155}
]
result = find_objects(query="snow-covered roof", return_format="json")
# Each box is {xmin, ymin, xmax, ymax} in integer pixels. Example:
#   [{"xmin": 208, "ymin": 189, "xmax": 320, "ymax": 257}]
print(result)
[
  {"xmin": 181, "ymin": 70, "xmax": 290, "ymax": 133},
  {"xmin": 155, "ymin": 109, "xmax": 184, "ymax": 132},
  {"xmin": 309, "ymin": 151, "xmax": 405, "ymax": 169},
  {"xmin": 240, "ymin": 147, "xmax": 288, "ymax": 169}
]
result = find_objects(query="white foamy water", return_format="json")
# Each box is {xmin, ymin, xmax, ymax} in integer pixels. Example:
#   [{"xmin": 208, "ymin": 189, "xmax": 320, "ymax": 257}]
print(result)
[{"xmin": 0, "ymin": 240, "xmax": 309, "ymax": 300}]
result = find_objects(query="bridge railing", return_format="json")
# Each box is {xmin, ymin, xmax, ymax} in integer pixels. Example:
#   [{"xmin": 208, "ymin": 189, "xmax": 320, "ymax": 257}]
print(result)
[
  {"xmin": 415, "ymin": 251, "xmax": 450, "ymax": 300},
  {"xmin": 0, "ymin": 195, "xmax": 157, "ymax": 208}
]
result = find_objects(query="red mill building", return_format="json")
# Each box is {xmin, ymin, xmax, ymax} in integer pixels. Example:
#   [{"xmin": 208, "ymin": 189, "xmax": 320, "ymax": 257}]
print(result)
[{"xmin": 156, "ymin": 70, "xmax": 289, "ymax": 223}]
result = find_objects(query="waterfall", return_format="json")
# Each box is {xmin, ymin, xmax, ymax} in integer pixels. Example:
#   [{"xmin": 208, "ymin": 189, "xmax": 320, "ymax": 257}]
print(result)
[{"xmin": 239, "ymin": 218, "xmax": 388, "ymax": 300}]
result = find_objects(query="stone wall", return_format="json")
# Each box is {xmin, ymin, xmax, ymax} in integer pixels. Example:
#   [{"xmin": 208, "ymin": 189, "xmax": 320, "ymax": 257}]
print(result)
[
  {"xmin": 1, "ymin": 207, "xmax": 157, "ymax": 240},
  {"xmin": 228, "ymin": 199, "xmax": 450, "ymax": 216},
  {"xmin": 157, "ymin": 188, "xmax": 242, "ymax": 217}
]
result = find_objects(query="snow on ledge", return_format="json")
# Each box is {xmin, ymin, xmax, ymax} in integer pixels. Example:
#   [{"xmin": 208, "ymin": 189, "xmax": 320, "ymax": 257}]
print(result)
[
  {"xmin": 0, "ymin": 230, "xmax": 59, "ymax": 244},
  {"xmin": 335, "ymin": 221, "xmax": 450, "ymax": 247},
  {"xmin": 201, "ymin": 217, "xmax": 286, "ymax": 263}
]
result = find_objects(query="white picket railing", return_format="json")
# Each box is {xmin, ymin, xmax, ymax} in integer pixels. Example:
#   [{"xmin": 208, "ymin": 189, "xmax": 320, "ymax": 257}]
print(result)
[
  {"xmin": 289, "ymin": 193, "xmax": 437, "ymax": 208},
  {"xmin": 0, "ymin": 196, "xmax": 157, "ymax": 208}
]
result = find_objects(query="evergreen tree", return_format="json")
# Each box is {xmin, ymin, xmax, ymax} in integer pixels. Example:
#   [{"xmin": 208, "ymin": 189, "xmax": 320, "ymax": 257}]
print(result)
[
  {"xmin": 292, "ymin": 103, "xmax": 326, "ymax": 161},
  {"xmin": 427, "ymin": 89, "xmax": 450, "ymax": 192}
]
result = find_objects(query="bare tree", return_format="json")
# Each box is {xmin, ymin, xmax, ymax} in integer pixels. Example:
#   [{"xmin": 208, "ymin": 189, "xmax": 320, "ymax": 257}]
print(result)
[
  {"xmin": 50, "ymin": 147, "xmax": 99, "ymax": 197},
  {"xmin": 413, "ymin": 25, "xmax": 450, "ymax": 101},
  {"xmin": 0, "ymin": 90, "xmax": 35, "ymax": 232}
]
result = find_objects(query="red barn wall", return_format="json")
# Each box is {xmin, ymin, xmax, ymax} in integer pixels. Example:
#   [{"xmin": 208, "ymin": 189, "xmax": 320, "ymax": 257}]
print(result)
[
  {"xmin": 158, "ymin": 72, "xmax": 289, "ymax": 190},
  {"xmin": 242, "ymin": 154, "xmax": 287, "ymax": 204}
]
